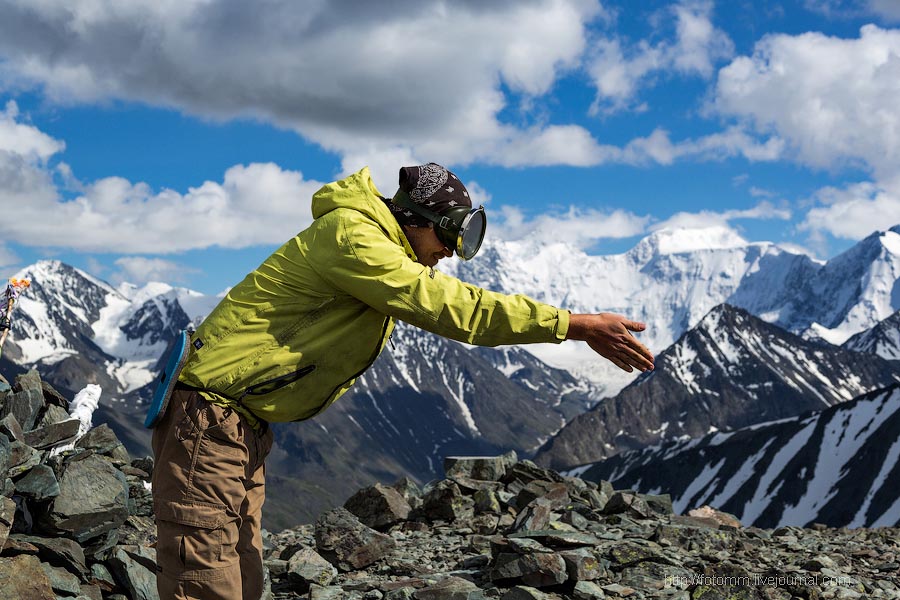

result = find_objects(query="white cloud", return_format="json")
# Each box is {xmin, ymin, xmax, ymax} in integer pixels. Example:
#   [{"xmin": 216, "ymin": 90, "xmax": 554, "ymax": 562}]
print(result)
[
  {"xmin": 587, "ymin": 0, "xmax": 733, "ymax": 113},
  {"xmin": 799, "ymin": 180, "xmax": 900, "ymax": 239},
  {"xmin": 654, "ymin": 201, "xmax": 792, "ymax": 231},
  {"xmin": 112, "ymin": 257, "xmax": 196, "ymax": 286},
  {"xmin": 0, "ymin": 114, "xmax": 325, "ymax": 252},
  {"xmin": 493, "ymin": 204, "xmax": 651, "ymax": 250},
  {"xmin": 0, "ymin": 0, "xmax": 605, "ymax": 169},
  {"xmin": 0, "ymin": 100, "xmax": 64, "ymax": 159},
  {"xmin": 715, "ymin": 25, "xmax": 900, "ymax": 180}
]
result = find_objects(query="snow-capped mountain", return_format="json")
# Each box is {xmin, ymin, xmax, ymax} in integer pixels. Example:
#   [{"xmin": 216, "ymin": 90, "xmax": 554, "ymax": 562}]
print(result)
[
  {"xmin": 449, "ymin": 225, "xmax": 900, "ymax": 396},
  {"xmin": 571, "ymin": 384, "xmax": 900, "ymax": 528},
  {"xmin": 6, "ymin": 260, "xmax": 219, "ymax": 396},
  {"xmin": 843, "ymin": 309, "xmax": 900, "ymax": 360},
  {"xmin": 534, "ymin": 304, "xmax": 900, "ymax": 471}
]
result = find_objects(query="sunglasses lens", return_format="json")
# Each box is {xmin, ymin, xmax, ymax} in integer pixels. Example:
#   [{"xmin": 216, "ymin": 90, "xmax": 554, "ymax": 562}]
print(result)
[{"xmin": 459, "ymin": 208, "xmax": 486, "ymax": 260}]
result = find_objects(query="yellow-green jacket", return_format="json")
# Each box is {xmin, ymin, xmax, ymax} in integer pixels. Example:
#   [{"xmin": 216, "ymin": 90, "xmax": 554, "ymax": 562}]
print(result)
[{"xmin": 179, "ymin": 167, "xmax": 570, "ymax": 424}]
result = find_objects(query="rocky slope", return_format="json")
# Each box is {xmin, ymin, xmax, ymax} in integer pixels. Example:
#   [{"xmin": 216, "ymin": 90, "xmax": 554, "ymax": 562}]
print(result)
[
  {"xmin": 570, "ymin": 384, "xmax": 900, "ymax": 530},
  {"xmin": 844, "ymin": 310, "xmax": 900, "ymax": 361},
  {"xmin": 534, "ymin": 304, "xmax": 900, "ymax": 471},
  {"xmin": 2, "ymin": 374, "xmax": 898, "ymax": 600}
]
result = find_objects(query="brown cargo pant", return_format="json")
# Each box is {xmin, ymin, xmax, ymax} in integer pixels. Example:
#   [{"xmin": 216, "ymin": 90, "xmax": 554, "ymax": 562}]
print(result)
[{"xmin": 152, "ymin": 388, "xmax": 274, "ymax": 600}]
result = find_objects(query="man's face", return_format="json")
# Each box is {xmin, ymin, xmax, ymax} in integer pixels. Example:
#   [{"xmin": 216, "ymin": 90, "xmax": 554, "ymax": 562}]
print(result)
[{"xmin": 403, "ymin": 225, "xmax": 453, "ymax": 267}]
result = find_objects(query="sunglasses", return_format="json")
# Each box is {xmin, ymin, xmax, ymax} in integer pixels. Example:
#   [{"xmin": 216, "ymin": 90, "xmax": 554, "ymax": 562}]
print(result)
[{"xmin": 392, "ymin": 190, "xmax": 487, "ymax": 260}]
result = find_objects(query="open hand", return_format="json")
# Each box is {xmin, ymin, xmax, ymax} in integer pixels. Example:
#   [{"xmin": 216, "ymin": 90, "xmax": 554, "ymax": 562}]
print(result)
[{"xmin": 566, "ymin": 313, "xmax": 654, "ymax": 373}]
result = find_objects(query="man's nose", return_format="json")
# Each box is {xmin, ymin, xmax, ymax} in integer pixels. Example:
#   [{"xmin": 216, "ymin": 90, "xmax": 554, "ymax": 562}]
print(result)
[{"xmin": 441, "ymin": 246, "xmax": 453, "ymax": 257}]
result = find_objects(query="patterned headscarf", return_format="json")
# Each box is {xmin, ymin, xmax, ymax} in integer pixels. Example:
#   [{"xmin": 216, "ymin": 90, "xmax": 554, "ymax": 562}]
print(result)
[{"xmin": 387, "ymin": 163, "xmax": 471, "ymax": 227}]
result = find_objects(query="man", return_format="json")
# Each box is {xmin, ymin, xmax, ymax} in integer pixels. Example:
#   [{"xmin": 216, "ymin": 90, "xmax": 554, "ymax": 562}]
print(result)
[{"xmin": 151, "ymin": 163, "xmax": 654, "ymax": 600}]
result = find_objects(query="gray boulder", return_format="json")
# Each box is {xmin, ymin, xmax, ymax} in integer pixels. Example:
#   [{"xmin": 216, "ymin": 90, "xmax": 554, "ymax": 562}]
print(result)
[
  {"xmin": 0, "ymin": 553, "xmax": 56, "ymax": 599},
  {"xmin": 14, "ymin": 464, "xmax": 60, "ymax": 500},
  {"xmin": 107, "ymin": 544, "xmax": 160, "ymax": 600},
  {"xmin": 1, "ymin": 370, "xmax": 44, "ymax": 432},
  {"xmin": 40, "ymin": 453, "xmax": 129, "ymax": 542},
  {"xmin": 315, "ymin": 507, "xmax": 396, "ymax": 572},
  {"xmin": 444, "ymin": 451, "xmax": 518, "ymax": 482},
  {"xmin": 24, "ymin": 418, "xmax": 80, "ymax": 450},
  {"xmin": 344, "ymin": 482, "xmax": 412, "ymax": 531}
]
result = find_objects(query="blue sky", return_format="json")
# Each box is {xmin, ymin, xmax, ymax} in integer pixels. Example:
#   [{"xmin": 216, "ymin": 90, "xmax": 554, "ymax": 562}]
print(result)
[{"xmin": 0, "ymin": 0, "xmax": 899, "ymax": 294}]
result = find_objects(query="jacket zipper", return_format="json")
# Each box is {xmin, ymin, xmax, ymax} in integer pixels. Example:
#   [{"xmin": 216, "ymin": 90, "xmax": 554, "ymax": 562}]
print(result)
[
  {"xmin": 296, "ymin": 316, "xmax": 391, "ymax": 421},
  {"xmin": 239, "ymin": 365, "xmax": 317, "ymax": 400}
]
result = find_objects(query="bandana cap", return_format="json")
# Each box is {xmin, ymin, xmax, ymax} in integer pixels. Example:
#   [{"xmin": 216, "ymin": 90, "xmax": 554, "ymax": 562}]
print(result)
[{"xmin": 387, "ymin": 163, "xmax": 471, "ymax": 227}]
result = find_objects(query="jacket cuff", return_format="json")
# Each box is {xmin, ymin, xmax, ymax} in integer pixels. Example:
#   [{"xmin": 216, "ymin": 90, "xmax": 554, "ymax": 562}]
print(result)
[{"xmin": 554, "ymin": 309, "xmax": 570, "ymax": 343}]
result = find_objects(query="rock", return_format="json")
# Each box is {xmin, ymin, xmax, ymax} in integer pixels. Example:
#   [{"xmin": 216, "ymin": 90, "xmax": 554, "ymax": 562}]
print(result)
[
  {"xmin": 686, "ymin": 505, "xmax": 741, "ymax": 528},
  {"xmin": 40, "ymin": 453, "xmax": 129, "ymax": 543},
  {"xmin": 603, "ymin": 492, "xmax": 653, "ymax": 520},
  {"xmin": 511, "ymin": 498, "xmax": 552, "ymax": 533},
  {"xmin": 501, "ymin": 586, "xmax": 553, "ymax": 599},
  {"xmin": 514, "ymin": 481, "xmax": 569, "ymax": 511},
  {"xmin": 13, "ymin": 464, "xmax": 60, "ymax": 500},
  {"xmin": 2, "ymin": 370, "xmax": 45, "ymax": 432},
  {"xmin": 0, "ymin": 496, "xmax": 15, "ymax": 549},
  {"xmin": 0, "ymin": 413, "xmax": 24, "ymax": 441},
  {"xmin": 23, "ymin": 418, "xmax": 80, "ymax": 449},
  {"xmin": 107, "ymin": 544, "xmax": 159, "ymax": 600},
  {"xmin": 40, "ymin": 381, "xmax": 69, "ymax": 410},
  {"xmin": 473, "ymin": 488, "xmax": 501, "ymax": 514},
  {"xmin": 89, "ymin": 563, "xmax": 117, "ymax": 591},
  {"xmin": 572, "ymin": 581, "xmax": 606, "ymax": 599},
  {"xmin": 509, "ymin": 531, "xmax": 602, "ymax": 549},
  {"xmin": 502, "ymin": 461, "xmax": 564, "ymax": 487},
  {"xmin": 308, "ymin": 585, "xmax": 348, "ymax": 599},
  {"xmin": 36, "ymin": 403, "xmax": 70, "ymax": 428},
  {"xmin": 75, "ymin": 424, "xmax": 131, "ymax": 463},
  {"xmin": 344, "ymin": 483, "xmax": 412, "ymax": 530},
  {"xmin": 643, "ymin": 493, "xmax": 674, "ymax": 515},
  {"xmin": 419, "ymin": 480, "xmax": 474, "ymax": 523},
  {"xmin": 558, "ymin": 548, "xmax": 603, "ymax": 581},
  {"xmin": 385, "ymin": 588, "xmax": 417, "ymax": 600},
  {"xmin": 131, "ymin": 456, "xmax": 154, "ymax": 476},
  {"xmin": 0, "ymin": 553, "xmax": 57, "ymax": 599},
  {"xmin": 490, "ymin": 552, "xmax": 568, "ymax": 588},
  {"xmin": 315, "ymin": 507, "xmax": 396, "ymax": 572},
  {"xmin": 8, "ymin": 534, "xmax": 87, "ymax": 578},
  {"xmin": 414, "ymin": 575, "xmax": 486, "ymax": 599},
  {"xmin": 40, "ymin": 561, "xmax": 82, "ymax": 596},
  {"xmin": 6, "ymin": 439, "xmax": 41, "ymax": 477},
  {"xmin": 287, "ymin": 546, "xmax": 338, "ymax": 588},
  {"xmin": 444, "ymin": 452, "xmax": 518, "ymax": 482}
]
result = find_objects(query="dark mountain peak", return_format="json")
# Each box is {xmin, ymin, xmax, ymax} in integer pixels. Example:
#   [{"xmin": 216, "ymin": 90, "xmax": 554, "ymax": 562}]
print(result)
[
  {"xmin": 534, "ymin": 302, "xmax": 900, "ymax": 471},
  {"xmin": 577, "ymin": 383, "xmax": 900, "ymax": 528}
]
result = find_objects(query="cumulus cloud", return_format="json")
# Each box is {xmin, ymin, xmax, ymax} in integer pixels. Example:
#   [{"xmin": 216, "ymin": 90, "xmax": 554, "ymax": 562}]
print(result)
[
  {"xmin": 492, "ymin": 204, "xmax": 652, "ymax": 249},
  {"xmin": 112, "ymin": 257, "xmax": 197, "ymax": 286},
  {"xmin": 0, "ymin": 0, "xmax": 606, "ymax": 168},
  {"xmin": 0, "ymin": 108, "xmax": 325, "ymax": 253},
  {"xmin": 587, "ymin": 0, "xmax": 733, "ymax": 113},
  {"xmin": 715, "ymin": 25, "xmax": 900, "ymax": 179},
  {"xmin": 799, "ymin": 180, "xmax": 900, "ymax": 239},
  {"xmin": 653, "ymin": 201, "xmax": 792, "ymax": 231},
  {"xmin": 0, "ymin": 100, "xmax": 64, "ymax": 159}
]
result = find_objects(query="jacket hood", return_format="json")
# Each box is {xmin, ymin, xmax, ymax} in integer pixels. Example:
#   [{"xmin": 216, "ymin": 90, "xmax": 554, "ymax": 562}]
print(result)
[{"xmin": 312, "ymin": 167, "xmax": 388, "ymax": 221}]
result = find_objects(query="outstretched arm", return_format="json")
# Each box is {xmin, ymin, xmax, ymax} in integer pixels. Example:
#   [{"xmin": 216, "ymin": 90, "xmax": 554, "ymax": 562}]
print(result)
[{"xmin": 566, "ymin": 313, "xmax": 655, "ymax": 373}]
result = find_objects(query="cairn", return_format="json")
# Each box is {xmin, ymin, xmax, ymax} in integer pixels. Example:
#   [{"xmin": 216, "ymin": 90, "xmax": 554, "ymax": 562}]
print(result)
[{"xmin": 0, "ymin": 370, "xmax": 155, "ymax": 600}]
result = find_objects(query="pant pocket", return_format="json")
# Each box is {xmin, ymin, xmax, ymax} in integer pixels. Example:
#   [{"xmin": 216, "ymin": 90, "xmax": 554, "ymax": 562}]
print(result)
[{"xmin": 155, "ymin": 500, "xmax": 239, "ymax": 578}]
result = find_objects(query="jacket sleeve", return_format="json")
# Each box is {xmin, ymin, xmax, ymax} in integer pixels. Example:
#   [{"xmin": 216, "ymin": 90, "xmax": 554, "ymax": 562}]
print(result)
[{"xmin": 311, "ymin": 211, "xmax": 569, "ymax": 347}]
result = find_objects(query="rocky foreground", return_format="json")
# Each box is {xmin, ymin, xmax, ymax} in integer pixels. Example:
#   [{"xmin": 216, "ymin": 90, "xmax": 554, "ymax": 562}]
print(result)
[{"xmin": 0, "ymin": 371, "xmax": 899, "ymax": 600}]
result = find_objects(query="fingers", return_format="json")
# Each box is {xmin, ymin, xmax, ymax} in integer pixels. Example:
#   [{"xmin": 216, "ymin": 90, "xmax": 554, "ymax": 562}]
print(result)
[{"xmin": 624, "ymin": 319, "xmax": 646, "ymax": 332}]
